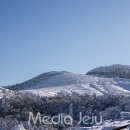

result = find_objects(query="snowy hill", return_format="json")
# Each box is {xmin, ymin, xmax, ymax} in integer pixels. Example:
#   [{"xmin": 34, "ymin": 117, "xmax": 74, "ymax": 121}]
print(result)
[
  {"xmin": 0, "ymin": 87, "xmax": 15, "ymax": 99},
  {"xmin": 5, "ymin": 71, "xmax": 130, "ymax": 97},
  {"xmin": 86, "ymin": 64, "xmax": 130, "ymax": 79}
]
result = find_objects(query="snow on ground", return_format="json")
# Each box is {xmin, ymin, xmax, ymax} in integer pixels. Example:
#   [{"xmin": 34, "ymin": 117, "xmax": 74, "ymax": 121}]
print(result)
[
  {"xmin": 11, "ymin": 124, "xmax": 25, "ymax": 130},
  {"xmin": 10, "ymin": 120, "xmax": 130, "ymax": 130},
  {"xmin": 0, "ymin": 87, "xmax": 15, "ymax": 99},
  {"xmin": 86, "ymin": 64, "xmax": 130, "ymax": 79},
  {"xmin": 17, "ymin": 72, "xmax": 130, "ymax": 97},
  {"xmin": 4, "ymin": 71, "xmax": 130, "ymax": 97},
  {"xmin": 75, "ymin": 119, "xmax": 130, "ymax": 130}
]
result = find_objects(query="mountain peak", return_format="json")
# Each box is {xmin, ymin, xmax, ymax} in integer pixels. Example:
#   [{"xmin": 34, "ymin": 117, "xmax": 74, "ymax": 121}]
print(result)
[
  {"xmin": 4, "ymin": 68, "xmax": 130, "ymax": 97},
  {"xmin": 86, "ymin": 64, "xmax": 130, "ymax": 79},
  {"xmin": 6, "ymin": 71, "xmax": 71, "ymax": 90}
]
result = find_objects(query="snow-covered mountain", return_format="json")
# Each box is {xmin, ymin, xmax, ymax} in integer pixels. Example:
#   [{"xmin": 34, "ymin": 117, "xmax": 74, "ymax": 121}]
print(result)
[
  {"xmin": 5, "ymin": 70, "xmax": 130, "ymax": 97},
  {"xmin": 86, "ymin": 64, "xmax": 130, "ymax": 79}
]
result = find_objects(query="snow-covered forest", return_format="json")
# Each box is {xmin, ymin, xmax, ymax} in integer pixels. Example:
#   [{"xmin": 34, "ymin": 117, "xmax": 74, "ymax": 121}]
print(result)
[{"xmin": 1, "ymin": 93, "xmax": 130, "ymax": 130}]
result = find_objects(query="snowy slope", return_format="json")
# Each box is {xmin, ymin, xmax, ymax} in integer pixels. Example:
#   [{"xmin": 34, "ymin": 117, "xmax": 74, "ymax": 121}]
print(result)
[
  {"xmin": 11, "ymin": 124, "xmax": 25, "ymax": 130},
  {"xmin": 10, "ymin": 120, "xmax": 130, "ymax": 130},
  {"xmin": 5, "ymin": 71, "xmax": 130, "ymax": 97},
  {"xmin": 86, "ymin": 64, "xmax": 130, "ymax": 79},
  {"xmin": 0, "ymin": 87, "xmax": 15, "ymax": 99},
  {"xmin": 75, "ymin": 119, "xmax": 130, "ymax": 130}
]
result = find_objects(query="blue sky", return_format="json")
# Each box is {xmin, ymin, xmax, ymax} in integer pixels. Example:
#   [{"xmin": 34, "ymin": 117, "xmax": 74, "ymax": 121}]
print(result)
[{"xmin": 0, "ymin": 0, "xmax": 130, "ymax": 85}]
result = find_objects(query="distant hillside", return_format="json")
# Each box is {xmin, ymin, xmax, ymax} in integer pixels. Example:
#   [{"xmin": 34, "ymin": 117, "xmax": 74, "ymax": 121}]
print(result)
[
  {"xmin": 86, "ymin": 64, "xmax": 130, "ymax": 79},
  {"xmin": 5, "ymin": 70, "xmax": 130, "ymax": 97},
  {"xmin": 6, "ymin": 71, "xmax": 66, "ymax": 91}
]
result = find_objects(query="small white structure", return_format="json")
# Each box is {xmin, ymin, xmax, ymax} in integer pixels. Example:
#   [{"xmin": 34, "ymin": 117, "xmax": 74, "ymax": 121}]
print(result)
[{"xmin": 120, "ymin": 112, "xmax": 130, "ymax": 119}]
